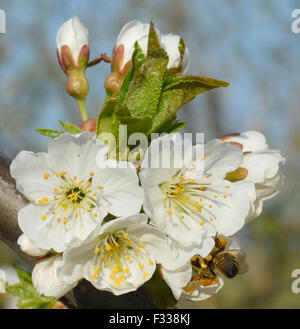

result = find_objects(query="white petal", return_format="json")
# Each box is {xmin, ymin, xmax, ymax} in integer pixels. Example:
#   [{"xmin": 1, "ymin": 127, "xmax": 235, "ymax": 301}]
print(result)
[
  {"xmin": 18, "ymin": 203, "xmax": 100, "ymax": 252},
  {"xmin": 94, "ymin": 160, "xmax": 143, "ymax": 217},
  {"xmin": 160, "ymin": 262, "xmax": 192, "ymax": 300},
  {"xmin": 17, "ymin": 234, "xmax": 48, "ymax": 257},
  {"xmin": 242, "ymin": 150, "xmax": 285, "ymax": 184},
  {"xmin": 226, "ymin": 131, "xmax": 268, "ymax": 152},
  {"xmin": 56, "ymin": 16, "xmax": 89, "ymax": 63},
  {"xmin": 116, "ymin": 20, "xmax": 151, "ymax": 68},
  {"xmin": 32, "ymin": 256, "xmax": 77, "ymax": 299}
]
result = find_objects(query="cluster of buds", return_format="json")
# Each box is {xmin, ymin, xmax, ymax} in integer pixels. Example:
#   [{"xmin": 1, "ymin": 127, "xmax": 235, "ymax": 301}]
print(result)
[{"xmin": 56, "ymin": 16, "xmax": 89, "ymax": 101}]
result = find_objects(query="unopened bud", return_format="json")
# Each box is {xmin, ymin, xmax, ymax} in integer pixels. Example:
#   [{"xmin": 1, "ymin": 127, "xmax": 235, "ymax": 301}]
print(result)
[
  {"xmin": 104, "ymin": 45, "xmax": 131, "ymax": 96},
  {"xmin": 80, "ymin": 119, "xmax": 97, "ymax": 132}
]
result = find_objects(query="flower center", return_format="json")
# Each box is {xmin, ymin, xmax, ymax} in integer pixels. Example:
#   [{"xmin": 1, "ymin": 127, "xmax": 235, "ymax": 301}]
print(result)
[
  {"xmin": 92, "ymin": 231, "xmax": 151, "ymax": 287},
  {"xmin": 160, "ymin": 173, "xmax": 230, "ymax": 226},
  {"xmin": 38, "ymin": 171, "xmax": 103, "ymax": 225}
]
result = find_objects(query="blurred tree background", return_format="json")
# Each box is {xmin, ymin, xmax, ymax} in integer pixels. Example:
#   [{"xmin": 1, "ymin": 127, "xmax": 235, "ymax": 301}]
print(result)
[{"xmin": 0, "ymin": 0, "xmax": 299, "ymax": 308}]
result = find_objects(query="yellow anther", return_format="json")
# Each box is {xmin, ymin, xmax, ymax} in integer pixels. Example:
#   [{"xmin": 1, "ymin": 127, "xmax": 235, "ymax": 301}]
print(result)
[
  {"xmin": 136, "ymin": 247, "xmax": 141, "ymax": 253},
  {"xmin": 174, "ymin": 206, "xmax": 178, "ymax": 210},
  {"xmin": 90, "ymin": 172, "xmax": 94, "ymax": 176},
  {"xmin": 87, "ymin": 209, "xmax": 92, "ymax": 213},
  {"xmin": 191, "ymin": 255, "xmax": 198, "ymax": 261},
  {"xmin": 139, "ymin": 263, "xmax": 144, "ymax": 270},
  {"xmin": 98, "ymin": 186, "xmax": 104, "ymax": 190},
  {"xmin": 125, "ymin": 268, "xmax": 130, "ymax": 274},
  {"xmin": 200, "ymin": 198, "xmax": 203, "ymax": 202},
  {"xmin": 52, "ymin": 211, "xmax": 56, "ymax": 215},
  {"xmin": 60, "ymin": 171, "xmax": 66, "ymax": 176},
  {"xmin": 210, "ymin": 217, "xmax": 213, "ymax": 221},
  {"xmin": 139, "ymin": 242, "xmax": 146, "ymax": 248},
  {"xmin": 73, "ymin": 176, "xmax": 77, "ymax": 180},
  {"xmin": 53, "ymin": 196, "xmax": 57, "ymax": 200},
  {"xmin": 124, "ymin": 233, "xmax": 128, "ymax": 239},
  {"xmin": 111, "ymin": 267, "xmax": 118, "ymax": 273},
  {"xmin": 56, "ymin": 173, "xmax": 60, "ymax": 177},
  {"xmin": 57, "ymin": 218, "xmax": 61, "ymax": 222},
  {"xmin": 94, "ymin": 269, "xmax": 99, "ymax": 275},
  {"xmin": 92, "ymin": 274, "xmax": 98, "ymax": 280},
  {"xmin": 200, "ymin": 221, "xmax": 205, "ymax": 226},
  {"xmin": 224, "ymin": 195, "xmax": 227, "ymax": 199},
  {"xmin": 209, "ymin": 205, "xmax": 212, "ymax": 208},
  {"xmin": 200, "ymin": 156, "xmax": 206, "ymax": 160},
  {"xmin": 43, "ymin": 173, "xmax": 50, "ymax": 179},
  {"xmin": 166, "ymin": 210, "xmax": 172, "ymax": 215},
  {"xmin": 205, "ymin": 255, "xmax": 213, "ymax": 262},
  {"xmin": 94, "ymin": 248, "xmax": 100, "ymax": 254},
  {"xmin": 126, "ymin": 255, "xmax": 131, "ymax": 261},
  {"xmin": 87, "ymin": 182, "xmax": 91, "ymax": 187},
  {"xmin": 41, "ymin": 215, "xmax": 47, "ymax": 221},
  {"xmin": 190, "ymin": 210, "xmax": 194, "ymax": 215},
  {"xmin": 110, "ymin": 273, "xmax": 115, "ymax": 279},
  {"xmin": 54, "ymin": 188, "xmax": 58, "ymax": 192},
  {"xmin": 94, "ymin": 213, "xmax": 98, "ymax": 217},
  {"xmin": 190, "ymin": 180, "xmax": 195, "ymax": 184},
  {"xmin": 123, "ymin": 249, "xmax": 128, "ymax": 254},
  {"xmin": 180, "ymin": 215, "xmax": 185, "ymax": 219},
  {"xmin": 148, "ymin": 258, "xmax": 154, "ymax": 265},
  {"xmin": 114, "ymin": 242, "xmax": 119, "ymax": 248},
  {"xmin": 143, "ymin": 272, "xmax": 148, "ymax": 279},
  {"xmin": 214, "ymin": 195, "xmax": 218, "ymax": 199},
  {"xmin": 106, "ymin": 245, "xmax": 112, "ymax": 251},
  {"xmin": 104, "ymin": 261, "xmax": 109, "ymax": 266}
]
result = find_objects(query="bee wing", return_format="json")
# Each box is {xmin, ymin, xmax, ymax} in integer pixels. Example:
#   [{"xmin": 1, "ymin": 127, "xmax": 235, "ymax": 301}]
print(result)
[{"xmin": 219, "ymin": 250, "xmax": 249, "ymax": 275}]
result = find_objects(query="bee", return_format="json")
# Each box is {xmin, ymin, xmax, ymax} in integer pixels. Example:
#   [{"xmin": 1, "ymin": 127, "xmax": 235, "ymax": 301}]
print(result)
[{"xmin": 190, "ymin": 235, "xmax": 248, "ymax": 286}]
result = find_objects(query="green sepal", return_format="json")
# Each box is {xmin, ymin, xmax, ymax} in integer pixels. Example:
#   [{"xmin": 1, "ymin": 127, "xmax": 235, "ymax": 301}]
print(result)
[
  {"xmin": 36, "ymin": 128, "xmax": 62, "ymax": 139},
  {"xmin": 144, "ymin": 267, "xmax": 177, "ymax": 309},
  {"xmin": 59, "ymin": 120, "xmax": 82, "ymax": 134}
]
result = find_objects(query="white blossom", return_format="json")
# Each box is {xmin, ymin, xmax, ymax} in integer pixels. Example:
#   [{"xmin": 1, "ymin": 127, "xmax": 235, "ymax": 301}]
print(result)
[
  {"xmin": 11, "ymin": 132, "xmax": 143, "ymax": 252},
  {"xmin": 221, "ymin": 131, "xmax": 285, "ymax": 220},
  {"xmin": 57, "ymin": 214, "xmax": 178, "ymax": 296},
  {"xmin": 140, "ymin": 133, "xmax": 255, "ymax": 250},
  {"xmin": 116, "ymin": 20, "xmax": 190, "ymax": 73}
]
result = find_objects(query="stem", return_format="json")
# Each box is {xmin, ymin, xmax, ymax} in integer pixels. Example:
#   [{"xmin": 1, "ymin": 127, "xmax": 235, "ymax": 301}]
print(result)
[{"xmin": 77, "ymin": 99, "xmax": 88, "ymax": 122}]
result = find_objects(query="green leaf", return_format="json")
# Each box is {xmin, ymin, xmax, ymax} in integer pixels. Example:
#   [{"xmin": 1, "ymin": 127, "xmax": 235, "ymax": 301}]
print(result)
[
  {"xmin": 164, "ymin": 75, "xmax": 229, "ymax": 93},
  {"xmin": 36, "ymin": 128, "xmax": 62, "ymax": 139},
  {"xmin": 59, "ymin": 120, "xmax": 82, "ymax": 134},
  {"xmin": 144, "ymin": 267, "xmax": 177, "ymax": 309},
  {"xmin": 116, "ymin": 108, "xmax": 153, "ymax": 136},
  {"xmin": 5, "ymin": 268, "xmax": 56, "ymax": 309},
  {"xmin": 117, "ymin": 42, "xmax": 145, "ymax": 108},
  {"xmin": 167, "ymin": 121, "xmax": 186, "ymax": 133},
  {"xmin": 15, "ymin": 268, "xmax": 32, "ymax": 284},
  {"xmin": 96, "ymin": 98, "xmax": 118, "ymax": 136},
  {"xmin": 124, "ymin": 21, "xmax": 169, "ymax": 118},
  {"xmin": 151, "ymin": 89, "xmax": 185, "ymax": 133}
]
